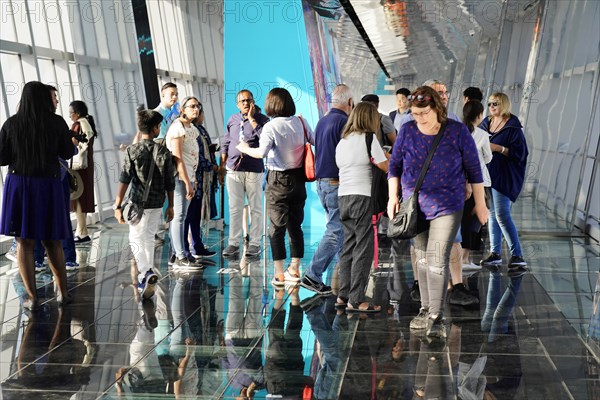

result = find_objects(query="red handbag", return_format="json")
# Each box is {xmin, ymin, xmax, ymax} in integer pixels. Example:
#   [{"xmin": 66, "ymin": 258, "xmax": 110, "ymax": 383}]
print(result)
[{"xmin": 299, "ymin": 117, "xmax": 316, "ymax": 182}]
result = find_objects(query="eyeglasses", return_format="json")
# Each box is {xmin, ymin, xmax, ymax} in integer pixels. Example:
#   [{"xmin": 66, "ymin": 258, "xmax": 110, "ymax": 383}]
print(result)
[
  {"xmin": 185, "ymin": 104, "xmax": 202, "ymax": 110},
  {"xmin": 408, "ymin": 94, "xmax": 432, "ymax": 102},
  {"xmin": 411, "ymin": 108, "xmax": 432, "ymax": 118},
  {"xmin": 237, "ymin": 98, "xmax": 254, "ymax": 104},
  {"xmin": 488, "ymin": 102, "xmax": 499, "ymax": 107},
  {"xmin": 437, "ymin": 91, "xmax": 449, "ymax": 97}
]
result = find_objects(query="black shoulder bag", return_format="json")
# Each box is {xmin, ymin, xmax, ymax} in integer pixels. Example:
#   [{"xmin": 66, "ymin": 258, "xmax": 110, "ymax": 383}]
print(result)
[
  {"xmin": 387, "ymin": 122, "xmax": 447, "ymax": 239},
  {"xmin": 123, "ymin": 143, "xmax": 159, "ymax": 226},
  {"xmin": 366, "ymin": 133, "xmax": 388, "ymax": 215}
]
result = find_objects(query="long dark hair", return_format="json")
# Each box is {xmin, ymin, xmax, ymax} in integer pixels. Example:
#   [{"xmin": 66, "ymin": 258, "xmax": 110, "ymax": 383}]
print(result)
[
  {"xmin": 12, "ymin": 81, "xmax": 55, "ymax": 172},
  {"xmin": 462, "ymin": 100, "xmax": 484, "ymax": 133},
  {"xmin": 70, "ymin": 100, "xmax": 98, "ymax": 138}
]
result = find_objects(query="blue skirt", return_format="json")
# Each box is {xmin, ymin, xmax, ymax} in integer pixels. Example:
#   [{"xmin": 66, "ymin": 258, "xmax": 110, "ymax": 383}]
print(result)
[{"xmin": 1, "ymin": 174, "xmax": 72, "ymax": 240}]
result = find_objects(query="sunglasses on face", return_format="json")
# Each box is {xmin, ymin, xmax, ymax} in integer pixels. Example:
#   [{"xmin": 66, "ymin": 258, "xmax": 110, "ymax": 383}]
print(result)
[
  {"xmin": 185, "ymin": 104, "xmax": 202, "ymax": 110},
  {"xmin": 488, "ymin": 102, "xmax": 499, "ymax": 107},
  {"xmin": 408, "ymin": 94, "xmax": 432, "ymax": 102}
]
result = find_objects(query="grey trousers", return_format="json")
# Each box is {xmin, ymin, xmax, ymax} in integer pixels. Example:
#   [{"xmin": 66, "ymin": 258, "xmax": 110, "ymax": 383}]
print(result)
[
  {"xmin": 338, "ymin": 195, "xmax": 374, "ymax": 305},
  {"xmin": 413, "ymin": 210, "xmax": 462, "ymax": 316}
]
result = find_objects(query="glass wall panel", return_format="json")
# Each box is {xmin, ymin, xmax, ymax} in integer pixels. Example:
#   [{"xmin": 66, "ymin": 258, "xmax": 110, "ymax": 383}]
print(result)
[{"xmin": 1, "ymin": 0, "xmax": 19, "ymax": 42}]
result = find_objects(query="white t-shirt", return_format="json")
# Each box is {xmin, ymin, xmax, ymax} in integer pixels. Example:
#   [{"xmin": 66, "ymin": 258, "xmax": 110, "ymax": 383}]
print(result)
[
  {"xmin": 336, "ymin": 132, "xmax": 387, "ymax": 197},
  {"xmin": 166, "ymin": 120, "xmax": 199, "ymax": 183},
  {"xmin": 472, "ymin": 126, "xmax": 493, "ymax": 186},
  {"xmin": 258, "ymin": 116, "xmax": 315, "ymax": 171}
]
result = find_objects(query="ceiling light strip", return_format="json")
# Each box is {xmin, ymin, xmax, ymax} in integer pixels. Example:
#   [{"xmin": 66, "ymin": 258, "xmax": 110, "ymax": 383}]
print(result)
[{"xmin": 339, "ymin": 0, "xmax": 391, "ymax": 79}]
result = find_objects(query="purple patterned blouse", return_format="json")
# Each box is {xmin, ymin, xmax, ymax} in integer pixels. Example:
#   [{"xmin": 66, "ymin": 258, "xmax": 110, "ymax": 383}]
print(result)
[{"xmin": 389, "ymin": 119, "xmax": 483, "ymax": 220}]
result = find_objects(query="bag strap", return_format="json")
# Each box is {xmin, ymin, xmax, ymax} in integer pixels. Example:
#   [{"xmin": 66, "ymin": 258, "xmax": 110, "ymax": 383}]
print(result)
[
  {"xmin": 141, "ymin": 143, "xmax": 159, "ymax": 206},
  {"xmin": 414, "ymin": 121, "xmax": 447, "ymax": 194},
  {"xmin": 366, "ymin": 132, "xmax": 374, "ymax": 162},
  {"xmin": 299, "ymin": 116, "xmax": 308, "ymax": 143}
]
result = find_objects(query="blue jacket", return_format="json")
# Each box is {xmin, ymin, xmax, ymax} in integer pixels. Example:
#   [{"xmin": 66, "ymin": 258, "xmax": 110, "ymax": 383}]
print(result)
[{"xmin": 480, "ymin": 114, "xmax": 528, "ymax": 201}]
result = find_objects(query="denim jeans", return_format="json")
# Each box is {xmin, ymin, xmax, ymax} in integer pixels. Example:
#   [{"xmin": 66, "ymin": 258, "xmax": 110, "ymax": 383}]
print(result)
[
  {"xmin": 305, "ymin": 180, "xmax": 344, "ymax": 283},
  {"xmin": 488, "ymin": 188, "xmax": 523, "ymax": 257},
  {"xmin": 305, "ymin": 300, "xmax": 341, "ymax": 400},
  {"xmin": 183, "ymin": 194, "xmax": 206, "ymax": 256},
  {"xmin": 481, "ymin": 271, "xmax": 524, "ymax": 341},
  {"xmin": 170, "ymin": 179, "xmax": 192, "ymax": 259}
]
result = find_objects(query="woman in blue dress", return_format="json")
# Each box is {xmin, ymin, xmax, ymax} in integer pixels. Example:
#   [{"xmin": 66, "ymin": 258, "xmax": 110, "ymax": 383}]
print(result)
[{"xmin": 0, "ymin": 81, "xmax": 75, "ymax": 309}]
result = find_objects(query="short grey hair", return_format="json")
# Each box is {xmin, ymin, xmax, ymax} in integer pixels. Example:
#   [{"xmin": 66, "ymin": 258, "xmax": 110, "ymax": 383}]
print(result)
[
  {"xmin": 331, "ymin": 84, "xmax": 353, "ymax": 104},
  {"xmin": 423, "ymin": 79, "xmax": 445, "ymax": 88}
]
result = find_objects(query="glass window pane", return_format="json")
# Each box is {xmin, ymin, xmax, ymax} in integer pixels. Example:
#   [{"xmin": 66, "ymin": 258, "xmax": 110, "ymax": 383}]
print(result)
[
  {"xmin": 21, "ymin": 54, "xmax": 38, "ymax": 82},
  {"xmin": 38, "ymin": 58, "xmax": 55, "ymax": 86},
  {"xmin": 28, "ymin": 0, "xmax": 51, "ymax": 48},
  {"xmin": 1, "ymin": 0, "xmax": 18, "ymax": 42},
  {"xmin": 58, "ymin": 0, "xmax": 74, "ymax": 52},
  {"xmin": 1, "ymin": 53, "xmax": 24, "ymax": 115}
]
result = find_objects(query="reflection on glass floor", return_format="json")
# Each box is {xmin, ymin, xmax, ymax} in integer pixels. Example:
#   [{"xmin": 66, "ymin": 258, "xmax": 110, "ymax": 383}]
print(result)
[{"xmin": 0, "ymin": 200, "xmax": 598, "ymax": 399}]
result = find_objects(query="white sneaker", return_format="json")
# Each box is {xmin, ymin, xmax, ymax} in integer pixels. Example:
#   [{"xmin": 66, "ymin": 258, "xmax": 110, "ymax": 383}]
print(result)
[{"xmin": 462, "ymin": 262, "xmax": 482, "ymax": 272}]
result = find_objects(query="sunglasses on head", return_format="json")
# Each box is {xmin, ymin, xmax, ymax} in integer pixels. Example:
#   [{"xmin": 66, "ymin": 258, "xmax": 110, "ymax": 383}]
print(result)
[
  {"xmin": 408, "ymin": 94, "xmax": 432, "ymax": 102},
  {"xmin": 488, "ymin": 102, "xmax": 499, "ymax": 107}
]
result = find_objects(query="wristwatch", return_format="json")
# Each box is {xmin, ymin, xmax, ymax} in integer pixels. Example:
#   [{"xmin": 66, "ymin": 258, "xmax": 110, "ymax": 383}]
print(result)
[{"xmin": 112, "ymin": 204, "xmax": 122, "ymax": 210}]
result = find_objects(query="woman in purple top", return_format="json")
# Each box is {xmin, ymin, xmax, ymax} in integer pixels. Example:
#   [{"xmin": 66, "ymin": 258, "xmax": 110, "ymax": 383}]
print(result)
[{"xmin": 387, "ymin": 86, "xmax": 489, "ymax": 339}]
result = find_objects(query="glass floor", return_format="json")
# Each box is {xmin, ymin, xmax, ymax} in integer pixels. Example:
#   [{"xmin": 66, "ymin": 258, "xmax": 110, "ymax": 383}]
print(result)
[{"xmin": 0, "ymin": 195, "xmax": 598, "ymax": 399}]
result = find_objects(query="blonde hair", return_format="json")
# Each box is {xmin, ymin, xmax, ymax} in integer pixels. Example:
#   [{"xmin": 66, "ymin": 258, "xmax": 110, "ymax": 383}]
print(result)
[
  {"xmin": 489, "ymin": 92, "xmax": 511, "ymax": 119},
  {"xmin": 341, "ymin": 102, "xmax": 379, "ymax": 138}
]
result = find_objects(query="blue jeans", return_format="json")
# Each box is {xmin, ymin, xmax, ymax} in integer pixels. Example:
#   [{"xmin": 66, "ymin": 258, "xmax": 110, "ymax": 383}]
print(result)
[
  {"xmin": 183, "ymin": 193, "xmax": 206, "ymax": 256},
  {"xmin": 305, "ymin": 300, "xmax": 341, "ymax": 400},
  {"xmin": 481, "ymin": 271, "xmax": 524, "ymax": 341},
  {"xmin": 305, "ymin": 180, "xmax": 344, "ymax": 283},
  {"xmin": 488, "ymin": 189, "xmax": 522, "ymax": 257},
  {"xmin": 170, "ymin": 179, "xmax": 192, "ymax": 259}
]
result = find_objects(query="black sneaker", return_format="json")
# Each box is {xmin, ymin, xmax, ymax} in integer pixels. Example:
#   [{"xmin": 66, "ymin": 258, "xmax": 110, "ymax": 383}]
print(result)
[
  {"xmin": 193, "ymin": 248, "xmax": 217, "ymax": 258},
  {"xmin": 245, "ymin": 245, "xmax": 261, "ymax": 257},
  {"xmin": 141, "ymin": 298, "xmax": 158, "ymax": 331},
  {"xmin": 138, "ymin": 270, "xmax": 158, "ymax": 299},
  {"xmin": 300, "ymin": 276, "xmax": 333, "ymax": 295},
  {"xmin": 426, "ymin": 314, "xmax": 447, "ymax": 339},
  {"xmin": 222, "ymin": 245, "xmax": 239, "ymax": 257},
  {"xmin": 508, "ymin": 256, "xmax": 527, "ymax": 268},
  {"xmin": 448, "ymin": 284, "xmax": 479, "ymax": 306},
  {"xmin": 300, "ymin": 293, "xmax": 325, "ymax": 312},
  {"xmin": 410, "ymin": 281, "xmax": 421, "ymax": 303},
  {"xmin": 508, "ymin": 265, "xmax": 528, "ymax": 278},
  {"xmin": 74, "ymin": 235, "xmax": 91, "ymax": 245},
  {"xmin": 481, "ymin": 252, "xmax": 502, "ymax": 267},
  {"xmin": 172, "ymin": 256, "xmax": 204, "ymax": 270}
]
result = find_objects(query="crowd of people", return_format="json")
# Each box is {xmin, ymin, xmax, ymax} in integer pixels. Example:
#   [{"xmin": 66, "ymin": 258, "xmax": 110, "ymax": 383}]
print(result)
[{"xmin": 0, "ymin": 79, "xmax": 529, "ymax": 342}]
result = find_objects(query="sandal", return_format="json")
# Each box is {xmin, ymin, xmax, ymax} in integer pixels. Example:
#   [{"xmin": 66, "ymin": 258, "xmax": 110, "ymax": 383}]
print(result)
[
  {"xmin": 346, "ymin": 302, "xmax": 381, "ymax": 314},
  {"xmin": 271, "ymin": 276, "xmax": 285, "ymax": 287},
  {"xmin": 334, "ymin": 297, "xmax": 348, "ymax": 309},
  {"xmin": 284, "ymin": 269, "xmax": 301, "ymax": 282}
]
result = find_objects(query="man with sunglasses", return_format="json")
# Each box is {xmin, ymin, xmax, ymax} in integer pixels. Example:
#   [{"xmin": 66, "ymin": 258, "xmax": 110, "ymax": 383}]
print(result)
[{"xmin": 220, "ymin": 90, "xmax": 269, "ymax": 257}]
